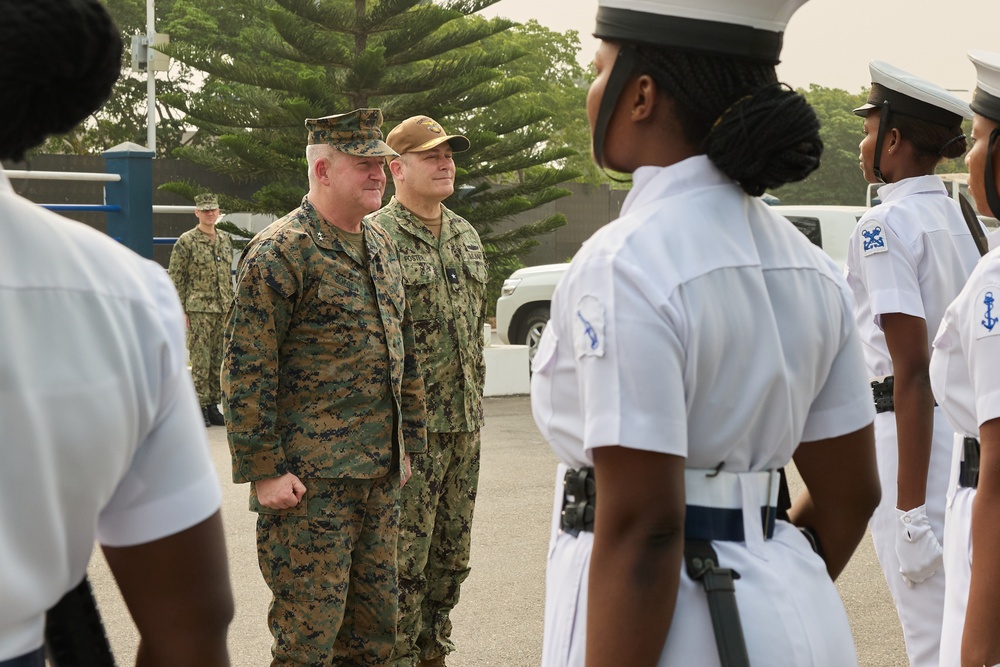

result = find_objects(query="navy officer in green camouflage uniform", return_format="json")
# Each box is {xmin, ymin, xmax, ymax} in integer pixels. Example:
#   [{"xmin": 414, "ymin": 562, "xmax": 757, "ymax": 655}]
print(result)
[
  {"xmin": 221, "ymin": 108, "xmax": 427, "ymax": 666},
  {"xmin": 369, "ymin": 116, "xmax": 487, "ymax": 667},
  {"xmin": 168, "ymin": 192, "xmax": 234, "ymax": 427}
]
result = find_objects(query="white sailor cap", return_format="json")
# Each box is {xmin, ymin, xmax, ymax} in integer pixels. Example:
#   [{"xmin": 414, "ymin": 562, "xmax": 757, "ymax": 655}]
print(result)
[
  {"xmin": 969, "ymin": 50, "xmax": 1000, "ymax": 124},
  {"xmin": 594, "ymin": 0, "xmax": 810, "ymax": 65},
  {"xmin": 853, "ymin": 60, "xmax": 972, "ymax": 126}
]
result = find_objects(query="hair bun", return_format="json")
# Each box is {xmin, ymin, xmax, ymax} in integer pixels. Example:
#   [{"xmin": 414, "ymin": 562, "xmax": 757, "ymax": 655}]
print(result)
[{"xmin": 706, "ymin": 84, "xmax": 822, "ymax": 196}]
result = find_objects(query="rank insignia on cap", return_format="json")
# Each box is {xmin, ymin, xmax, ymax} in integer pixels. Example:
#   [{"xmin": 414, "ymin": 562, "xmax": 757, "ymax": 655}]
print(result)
[
  {"xmin": 573, "ymin": 295, "xmax": 605, "ymax": 359},
  {"xmin": 860, "ymin": 220, "xmax": 887, "ymax": 256},
  {"xmin": 977, "ymin": 286, "xmax": 1000, "ymax": 338}
]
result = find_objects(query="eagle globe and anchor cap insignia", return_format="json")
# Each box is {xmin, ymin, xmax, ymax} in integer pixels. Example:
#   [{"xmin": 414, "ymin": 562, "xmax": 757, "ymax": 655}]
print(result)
[{"xmin": 860, "ymin": 219, "xmax": 887, "ymax": 256}]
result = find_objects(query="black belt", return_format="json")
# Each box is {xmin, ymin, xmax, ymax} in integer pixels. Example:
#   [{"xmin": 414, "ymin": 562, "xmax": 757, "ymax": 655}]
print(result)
[
  {"xmin": 0, "ymin": 647, "xmax": 44, "ymax": 667},
  {"xmin": 871, "ymin": 376, "xmax": 894, "ymax": 413},
  {"xmin": 960, "ymin": 437, "xmax": 981, "ymax": 489},
  {"xmin": 560, "ymin": 467, "xmax": 777, "ymax": 541},
  {"xmin": 560, "ymin": 466, "xmax": 760, "ymax": 667},
  {"xmin": 871, "ymin": 375, "xmax": 938, "ymax": 412}
]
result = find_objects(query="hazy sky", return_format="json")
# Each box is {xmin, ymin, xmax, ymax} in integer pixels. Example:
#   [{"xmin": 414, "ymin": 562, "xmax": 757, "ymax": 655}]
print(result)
[{"xmin": 480, "ymin": 0, "xmax": 996, "ymax": 101}]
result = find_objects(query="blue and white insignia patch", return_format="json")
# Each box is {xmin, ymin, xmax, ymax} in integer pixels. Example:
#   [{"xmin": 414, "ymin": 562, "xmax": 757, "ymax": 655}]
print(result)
[
  {"xmin": 976, "ymin": 285, "xmax": 1000, "ymax": 339},
  {"xmin": 573, "ymin": 295, "xmax": 605, "ymax": 358},
  {"xmin": 860, "ymin": 219, "xmax": 888, "ymax": 256}
]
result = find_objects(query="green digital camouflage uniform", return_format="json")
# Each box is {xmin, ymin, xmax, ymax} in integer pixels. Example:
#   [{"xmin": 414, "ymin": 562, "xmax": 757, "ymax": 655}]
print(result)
[
  {"xmin": 222, "ymin": 196, "xmax": 427, "ymax": 667},
  {"xmin": 168, "ymin": 226, "xmax": 234, "ymax": 406},
  {"xmin": 368, "ymin": 197, "xmax": 486, "ymax": 666}
]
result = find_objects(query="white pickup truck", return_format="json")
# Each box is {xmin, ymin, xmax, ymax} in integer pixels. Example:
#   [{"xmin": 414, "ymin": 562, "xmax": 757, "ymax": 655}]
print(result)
[{"xmin": 496, "ymin": 205, "xmax": 867, "ymax": 359}]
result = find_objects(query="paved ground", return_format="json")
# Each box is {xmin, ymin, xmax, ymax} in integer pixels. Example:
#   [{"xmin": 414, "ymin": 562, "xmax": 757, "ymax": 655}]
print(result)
[{"xmin": 87, "ymin": 395, "xmax": 907, "ymax": 665}]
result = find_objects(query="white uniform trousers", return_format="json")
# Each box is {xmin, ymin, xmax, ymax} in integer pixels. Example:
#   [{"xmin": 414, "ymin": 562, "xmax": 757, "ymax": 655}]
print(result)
[
  {"xmin": 869, "ymin": 409, "xmax": 952, "ymax": 667},
  {"xmin": 940, "ymin": 432, "xmax": 975, "ymax": 667},
  {"xmin": 541, "ymin": 466, "xmax": 857, "ymax": 666}
]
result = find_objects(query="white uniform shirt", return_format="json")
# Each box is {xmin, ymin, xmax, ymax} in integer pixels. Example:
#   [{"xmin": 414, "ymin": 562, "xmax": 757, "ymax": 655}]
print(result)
[
  {"xmin": 0, "ymin": 168, "xmax": 222, "ymax": 660},
  {"xmin": 532, "ymin": 155, "xmax": 873, "ymax": 470},
  {"xmin": 846, "ymin": 175, "xmax": 981, "ymax": 377},
  {"xmin": 931, "ymin": 247, "xmax": 1000, "ymax": 435},
  {"xmin": 531, "ymin": 156, "xmax": 875, "ymax": 666}
]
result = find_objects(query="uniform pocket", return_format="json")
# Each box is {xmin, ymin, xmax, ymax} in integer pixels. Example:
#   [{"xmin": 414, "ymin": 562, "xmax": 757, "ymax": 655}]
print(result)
[
  {"xmin": 403, "ymin": 260, "xmax": 437, "ymax": 286},
  {"xmin": 317, "ymin": 274, "xmax": 363, "ymax": 312}
]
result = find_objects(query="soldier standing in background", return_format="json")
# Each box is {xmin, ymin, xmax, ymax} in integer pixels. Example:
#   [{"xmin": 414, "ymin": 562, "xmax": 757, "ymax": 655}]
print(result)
[
  {"xmin": 222, "ymin": 109, "xmax": 426, "ymax": 667},
  {"xmin": 370, "ymin": 115, "xmax": 487, "ymax": 667},
  {"xmin": 168, "ymin": 192, "xmax": 234, "ymax": 427}
]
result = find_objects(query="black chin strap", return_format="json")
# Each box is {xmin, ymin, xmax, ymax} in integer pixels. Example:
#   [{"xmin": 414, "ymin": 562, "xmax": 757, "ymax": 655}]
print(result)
[
  {"xmin": 872, "ymin": 100, "xmax": 892, "ymax": 184},
  {"xmin": 986, "ymin": 126, "xmax": 1000, "ymax": 219},
  {"xmin": 592, "ymin": 45, "xmax": 637, "ymax": 170}
]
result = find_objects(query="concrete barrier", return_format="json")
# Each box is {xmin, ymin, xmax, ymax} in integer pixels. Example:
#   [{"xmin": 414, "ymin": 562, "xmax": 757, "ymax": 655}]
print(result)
[{"xmin": 483, "ymin": 325, "xmax": 530, "ymax": 396}]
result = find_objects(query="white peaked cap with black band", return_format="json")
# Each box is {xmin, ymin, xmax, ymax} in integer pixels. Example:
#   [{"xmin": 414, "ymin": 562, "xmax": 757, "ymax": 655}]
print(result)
[
  {"xmin": 970, "ymin": 50, "xmax": 1000, "ymax": 124},
  {"xmin": 969, "ymin": 50, "xmax": 1000, "ymax": 217},
  {"xmin": 594, "ymin": 0, "xmax": 810, "ymax": 65},
  {"xmin": 590, "ymin": 0, "xmax": 811, "ymax": 169},
  {"xmin": 853, "ymin": 60, "xmax": 972, "ymax": 125}
]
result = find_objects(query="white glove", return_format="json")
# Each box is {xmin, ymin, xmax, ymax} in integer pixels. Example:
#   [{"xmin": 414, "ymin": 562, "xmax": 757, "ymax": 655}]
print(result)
[{"xmin": 894, "ymin": 505, "xmax": 943, "ymax": 588}]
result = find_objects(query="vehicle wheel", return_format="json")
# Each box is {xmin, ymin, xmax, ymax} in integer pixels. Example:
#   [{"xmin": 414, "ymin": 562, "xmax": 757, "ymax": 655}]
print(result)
[{"xmin": 518, "ymin": 306, "xmax": 550, "ymax": 363}]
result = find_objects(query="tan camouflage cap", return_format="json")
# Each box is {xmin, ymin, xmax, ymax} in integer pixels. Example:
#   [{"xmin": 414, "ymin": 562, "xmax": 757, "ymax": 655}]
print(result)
[
  {"xmin": 194, "ymin": 193, "xmax": 219, "ymax": 210},
  {"xmin": 305, "ymin": 108, "xmax": 398, "ymax": 157},
  {"xmin": 386, "ymin": 115, "xmax": 470, "ymax": 156}
]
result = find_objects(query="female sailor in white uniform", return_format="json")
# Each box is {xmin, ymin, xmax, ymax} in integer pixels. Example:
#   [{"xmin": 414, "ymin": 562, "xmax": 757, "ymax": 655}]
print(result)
[
  {"xmin": 530, "ymin": 1, "xmax": 880, "ymax": 665},
  {"xmin": 845, "ymin": 60, "xmax": 978, "ymax": 667},
  {"xmin": 930, "ymin": 49, "xmax": 1000, "ymax": 667}
]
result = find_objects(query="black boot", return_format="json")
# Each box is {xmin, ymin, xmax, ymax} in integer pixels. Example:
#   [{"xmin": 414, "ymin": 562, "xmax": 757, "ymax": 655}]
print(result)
[
  {"xmin": 201, "ymin": 405, "xmax": 212, "ymax": 427},
  {"xmin": 207, "ymin": 403, "xmax": 226, "ymax": 426}
]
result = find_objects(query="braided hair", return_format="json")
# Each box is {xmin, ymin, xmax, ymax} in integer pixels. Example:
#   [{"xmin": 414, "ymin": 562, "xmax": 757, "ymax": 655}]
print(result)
[
  {"xmin": 633, "ymin": 46, "xmax": 822, "ymax": 196},
  {"xmin": 0, "ymin": 0, "xmax": 122, "ymax": 161}
]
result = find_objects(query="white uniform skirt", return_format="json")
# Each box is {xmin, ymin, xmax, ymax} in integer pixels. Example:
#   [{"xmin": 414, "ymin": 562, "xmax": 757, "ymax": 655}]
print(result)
[
  {"xmin": 541, "ymin": 466, "xmax": 858, "ymax": 667},
  {"xmin": 940, "ymin": 431, "xmax": 975, "ymax": 667},
  {"xmin": 867, "ymin": 409, "xmax": 951, "ymax": 667}
]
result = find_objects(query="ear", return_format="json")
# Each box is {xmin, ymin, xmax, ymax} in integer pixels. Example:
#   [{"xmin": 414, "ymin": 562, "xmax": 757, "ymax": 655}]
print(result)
[
  {"xmin": 388, "ymin": 157, "xmax": 405, "ymax": 180},
  {"xmin": 313, "ymin": 156, "xmax": 331, "ymax": 185},
  {"xmin": 886, "ymin": 127, "xmax": 903, "ymax": 154},
  {"xmin": 628, "ymin": 73, "xmax": 658, "ymax": 122}
]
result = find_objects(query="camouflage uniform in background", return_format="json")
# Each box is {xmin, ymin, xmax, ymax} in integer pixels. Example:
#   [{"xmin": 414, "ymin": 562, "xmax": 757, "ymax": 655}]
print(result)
[
  {"xmin": 222, "ymin": 195, "xmax": 427, "ymax": 666},
  {"xmin": 369, "ymin": 197, "xmax": 487, "ymax": 666},
  {"xmin": 167, "ymin": 221, "xmax": 234, "ymax": 409}
]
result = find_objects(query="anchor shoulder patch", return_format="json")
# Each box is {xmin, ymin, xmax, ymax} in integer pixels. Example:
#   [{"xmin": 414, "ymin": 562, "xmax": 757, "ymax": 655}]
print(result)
[
  {"xmin": 975, "ymin": 284, "xmax": 1000, "ymax": 339},
  {"xmin": 573, "ymin": 294, "xmax": 605, "ymax": 359},
  {"xmin": 860, "ymin": 219, "xmax": 888, "ymax": 257}
]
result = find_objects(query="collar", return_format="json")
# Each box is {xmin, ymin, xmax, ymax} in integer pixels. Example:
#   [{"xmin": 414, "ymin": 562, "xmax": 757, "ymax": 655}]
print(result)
[
  {"xmin": 385, "ymin": 196, "xmax": 460, "ymax": 243},
  {"xmin": 875, "ymin": 174, "xmax": 948, "ymax": 204},
  {"xmin": 620, "ymin": 155, "xmax": 729, "ymax": 216}
]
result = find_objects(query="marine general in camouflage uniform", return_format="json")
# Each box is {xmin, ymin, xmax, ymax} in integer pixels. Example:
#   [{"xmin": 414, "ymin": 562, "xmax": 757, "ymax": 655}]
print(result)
[
  {"xmin": 167, "ymin": 192, "xmax": 234, "ymax": 427},
  {"xmin": 368, "ymin": 116, "xmax": 487, "ymax": 667},
  {"xmin": 221, "ymin": 109, "xmax": 427, "ymax": 667}
]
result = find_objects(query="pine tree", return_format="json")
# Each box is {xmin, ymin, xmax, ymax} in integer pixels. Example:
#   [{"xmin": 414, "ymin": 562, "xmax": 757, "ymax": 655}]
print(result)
[{"xmin": 157, "ymin": 0, "xmax": 580, "ymax": 299}]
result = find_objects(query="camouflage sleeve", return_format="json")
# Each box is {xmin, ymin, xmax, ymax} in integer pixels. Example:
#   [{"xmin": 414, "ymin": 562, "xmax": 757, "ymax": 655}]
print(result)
[
  {"xmin": 221, "ymin": 241, "xmax": 299, "ymax": 483},
  {"xmin": 167, "ymin": 234, "xmax": 189, "ymax": 308},
  {"xmin": 400, "ymin": 295, "xmax": 427, "ymax": 453}
]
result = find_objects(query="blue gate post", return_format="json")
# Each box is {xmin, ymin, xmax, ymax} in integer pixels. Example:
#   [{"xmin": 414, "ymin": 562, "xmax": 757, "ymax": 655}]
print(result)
[{"xmin": 103, "ymin": 141, "xmax": 155, "ymax": 259}]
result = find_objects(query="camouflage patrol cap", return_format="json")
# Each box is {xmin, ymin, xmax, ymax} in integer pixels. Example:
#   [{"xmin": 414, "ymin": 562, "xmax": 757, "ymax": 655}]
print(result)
[
  {"xmin": 194, "ymin": 193, "xmax": 219, "ymax": 210},
  {"xmin": 305, "ymin": 108, "xmax": 398, "ymax": 157},
  {"xmin": 385, "ymin": 116, "xmax": 470, "ymax": 157}
]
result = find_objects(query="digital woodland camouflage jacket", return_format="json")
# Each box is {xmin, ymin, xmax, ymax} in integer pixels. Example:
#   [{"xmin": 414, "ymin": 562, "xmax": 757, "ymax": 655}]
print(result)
[
  {"xmin": 222, "ymin": 197, "xmax": 426, "ymax": 485},
  {"xmin": 168, "ymin": 227, "xmax": 235, "ymax": 313},
  {"xmin": 368, "ymin": 198, "xmax": 486, "ymax": 433}
]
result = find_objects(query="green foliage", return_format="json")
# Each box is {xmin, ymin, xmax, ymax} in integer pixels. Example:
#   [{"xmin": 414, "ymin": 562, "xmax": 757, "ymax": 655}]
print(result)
[
  {"xmin": 770, "ymin": 84, "xmax": 971, "ymax": 206},
  {"xmin": 150, "ymin": 0, "xmax": 581, "ymax": 291}
]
